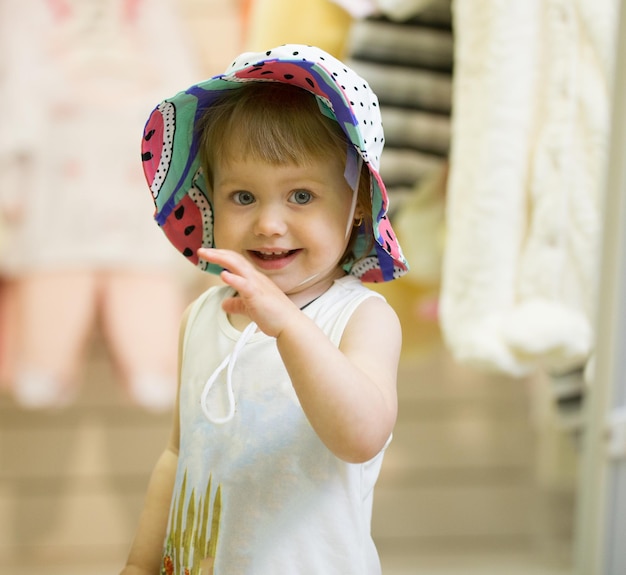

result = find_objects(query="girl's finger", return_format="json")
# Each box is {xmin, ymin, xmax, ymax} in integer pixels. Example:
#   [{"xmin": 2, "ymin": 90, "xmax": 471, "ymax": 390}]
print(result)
[
  {"xmin": 221, "ymin": 296, "xmax": 247, "ymax": 316},
  {"xmin": 198, "ymin": 248, "xmax": 248, "ymax": 275},
  {"xmin": 219, "ymin": 269, "xmax": 248, "ymax": 293}
]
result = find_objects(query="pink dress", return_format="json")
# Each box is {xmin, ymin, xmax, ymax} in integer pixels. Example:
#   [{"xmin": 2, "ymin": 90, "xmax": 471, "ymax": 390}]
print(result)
[{"xmin": 0, "ymin": 0, "xmax": 199, "ymax": 274}]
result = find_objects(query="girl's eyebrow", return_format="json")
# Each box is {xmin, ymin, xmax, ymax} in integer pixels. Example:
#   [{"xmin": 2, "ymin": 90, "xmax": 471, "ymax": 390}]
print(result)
[
  {"xmin": 213, "ymin": 175, "xmax": 249, "ymax": 188},
  {"xmin": 218, "ymin": 176, "xmax": 330, "ymax": 189}
]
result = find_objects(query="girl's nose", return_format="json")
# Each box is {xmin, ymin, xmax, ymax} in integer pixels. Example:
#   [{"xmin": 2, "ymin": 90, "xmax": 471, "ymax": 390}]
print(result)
[{"xmin": 253, "ymin": 205, "xmax": 288, "ymax": 237}]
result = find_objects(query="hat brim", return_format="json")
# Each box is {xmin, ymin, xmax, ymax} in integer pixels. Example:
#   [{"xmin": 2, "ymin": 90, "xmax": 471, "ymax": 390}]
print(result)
[{"xmin": 141, "ymin": 45, "xmax": 408, "ymax": 282}]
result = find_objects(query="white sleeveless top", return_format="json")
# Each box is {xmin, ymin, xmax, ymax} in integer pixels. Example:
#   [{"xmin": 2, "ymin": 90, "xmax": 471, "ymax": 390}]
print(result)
[{"xmin": 161, "ymin": 275, "xmax": 389, "ymax": 575}]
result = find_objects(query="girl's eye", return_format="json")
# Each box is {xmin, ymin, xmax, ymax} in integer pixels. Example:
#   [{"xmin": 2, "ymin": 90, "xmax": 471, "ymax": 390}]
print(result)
[
  {"xmin": 289, "ymin": 190, "xmax": 313, "ymax": 205},
  {"xmin": 232, "ymin": 191, "xmax": 255, "ymax": 205}
]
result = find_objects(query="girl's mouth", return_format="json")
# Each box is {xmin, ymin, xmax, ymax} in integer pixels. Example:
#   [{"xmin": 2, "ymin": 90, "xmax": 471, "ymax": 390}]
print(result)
[
  {"xmin": 251, "ymin": 249, "xmax": 298, "ymax": 261},
  {"xmin": 252, "ymin": 250, "xmax": 296, "ymax": 260},
  {"xmin": 248, "ymin": 249, "xmax": 301, "ymax": 269}
]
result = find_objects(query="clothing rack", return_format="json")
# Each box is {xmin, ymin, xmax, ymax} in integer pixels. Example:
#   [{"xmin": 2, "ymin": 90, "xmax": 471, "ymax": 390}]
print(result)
[{"xmin": 575, "ymin": 0, "xmax": 626, "ymax": 572}]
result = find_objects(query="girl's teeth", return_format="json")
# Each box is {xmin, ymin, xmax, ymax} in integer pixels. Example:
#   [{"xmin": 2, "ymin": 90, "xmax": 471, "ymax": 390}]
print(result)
[{"xmin": 256, "ymin": 250, "xmax": 292, "ymax": 260}]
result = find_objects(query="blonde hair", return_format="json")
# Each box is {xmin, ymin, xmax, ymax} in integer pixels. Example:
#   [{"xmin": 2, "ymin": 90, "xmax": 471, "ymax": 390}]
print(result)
[{"xmin": 197, "ymin": 82, "xmax": 373, "ymax": 265}]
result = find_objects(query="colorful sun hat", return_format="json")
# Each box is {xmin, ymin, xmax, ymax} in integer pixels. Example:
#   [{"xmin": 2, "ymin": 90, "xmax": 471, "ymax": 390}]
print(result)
[{"xmin": 141, "ymin": 44, "xmax": 408, "ymax": 282}]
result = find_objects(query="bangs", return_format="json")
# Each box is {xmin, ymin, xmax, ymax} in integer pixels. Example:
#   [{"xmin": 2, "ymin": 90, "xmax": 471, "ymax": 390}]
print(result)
[{"xmin": 198, "ymin": 83, "xmax": 348, "ymax": 178}]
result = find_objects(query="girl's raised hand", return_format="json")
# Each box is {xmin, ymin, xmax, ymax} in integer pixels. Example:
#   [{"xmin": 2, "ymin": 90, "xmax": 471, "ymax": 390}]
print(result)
[{"xmin": 197, "ymin": 248, "xmax": 300, "ymax": 338}]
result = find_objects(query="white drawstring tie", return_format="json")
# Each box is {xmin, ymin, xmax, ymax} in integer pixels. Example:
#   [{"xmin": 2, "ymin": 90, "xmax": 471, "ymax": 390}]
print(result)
[{"xmin": 201, "ymin": 321, "xmax": 258, "ymax": 423}]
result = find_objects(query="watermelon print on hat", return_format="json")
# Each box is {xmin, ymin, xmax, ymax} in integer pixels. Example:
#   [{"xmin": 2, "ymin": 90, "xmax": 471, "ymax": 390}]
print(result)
[{"xmin": 141, "ymin": 44, "xmax": 408, "ymax": 282}]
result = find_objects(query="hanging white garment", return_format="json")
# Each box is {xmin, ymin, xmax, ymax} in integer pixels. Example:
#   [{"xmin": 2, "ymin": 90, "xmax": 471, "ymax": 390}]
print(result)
[{"xmin": 440, "ymin": 0, "xmax": 619, "ymax": 376}]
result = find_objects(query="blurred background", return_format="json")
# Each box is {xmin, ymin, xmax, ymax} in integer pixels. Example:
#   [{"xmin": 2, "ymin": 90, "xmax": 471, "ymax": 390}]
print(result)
[{"xmin": 0, "ymin": 0, "xmax": 623, "ymax": 573}]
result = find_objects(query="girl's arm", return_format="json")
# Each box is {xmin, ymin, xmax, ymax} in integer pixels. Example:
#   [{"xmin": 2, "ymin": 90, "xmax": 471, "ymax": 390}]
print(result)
[
  {"xmin": 198, "ymin": 248, "xmax": 402, "ymax": 464},
  {"xmin": 276, "ymin": 295, "xmax": 401, "ymax": 463},
  {"xmin": 120, "ymin": 305, "xmax": 189, "ymax": 575},
  {"xmin": 120, "ymin": 444, "xmax": 178, "ymax": 575}
]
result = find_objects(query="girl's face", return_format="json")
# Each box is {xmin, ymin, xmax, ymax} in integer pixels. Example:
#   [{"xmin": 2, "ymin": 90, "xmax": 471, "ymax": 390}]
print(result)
[{"xmin": 211, "ymin": 152, "xmax": 356, "ymax": 303}]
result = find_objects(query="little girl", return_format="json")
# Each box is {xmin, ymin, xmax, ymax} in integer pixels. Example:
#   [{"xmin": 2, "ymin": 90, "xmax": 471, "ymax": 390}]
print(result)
[{"xmin": 122, "ymin": 44, "xmax": 408, "ymax": 575}]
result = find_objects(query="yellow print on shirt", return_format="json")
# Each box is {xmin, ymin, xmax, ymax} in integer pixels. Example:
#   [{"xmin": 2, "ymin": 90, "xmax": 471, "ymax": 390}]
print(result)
[{"xmin": 161, "ymin": 470, "xmax": 222, "ymax": 575}]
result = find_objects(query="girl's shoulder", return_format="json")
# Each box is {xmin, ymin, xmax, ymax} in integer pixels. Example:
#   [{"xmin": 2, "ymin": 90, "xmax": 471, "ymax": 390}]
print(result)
[
  {"xmin": 333, "ymin": 274, "xmax": 384, "ymax": 299},
  {"xmin": 308, "ymin": 276, "xmax": 392, "ymax": 345},
  {"xmin": 334, "ymin": 275, "xmax": 400, "ymax": 332}
]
